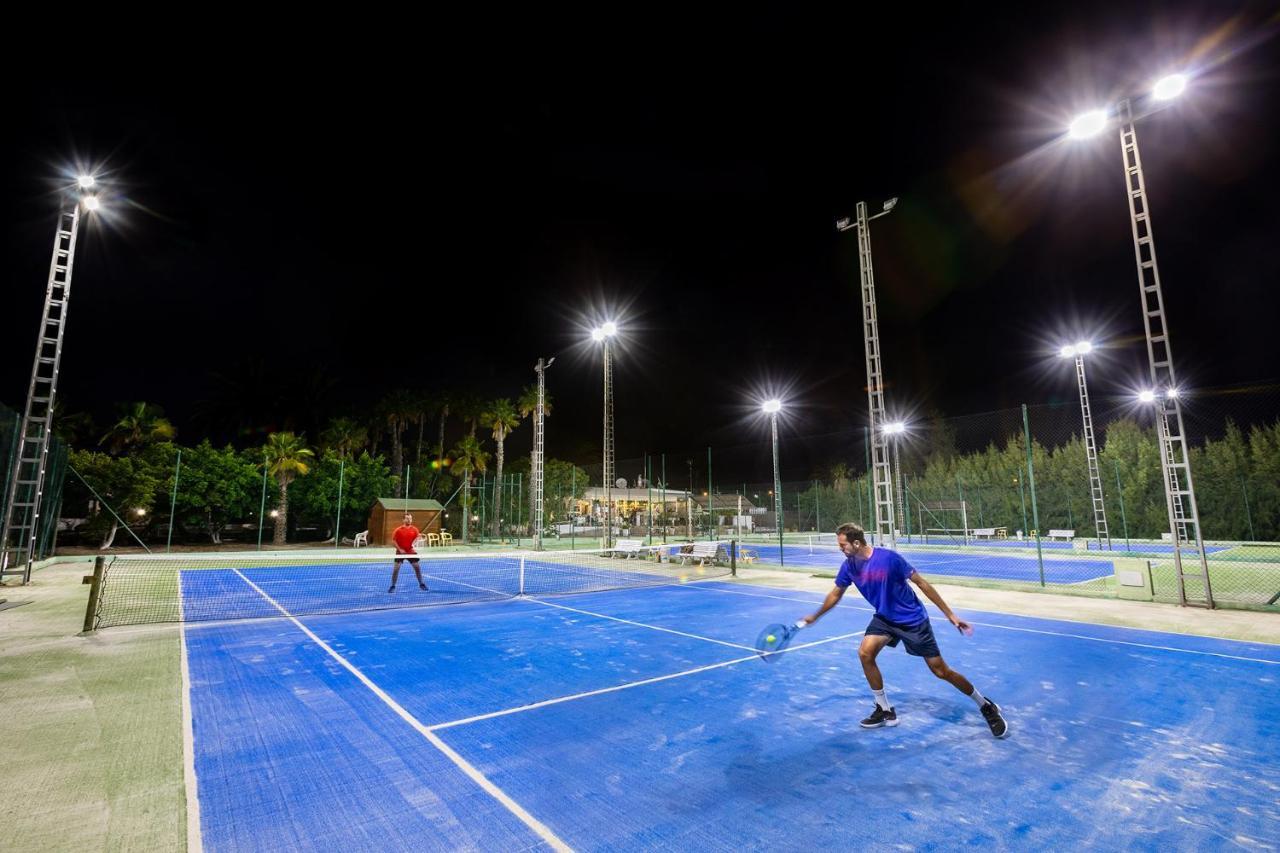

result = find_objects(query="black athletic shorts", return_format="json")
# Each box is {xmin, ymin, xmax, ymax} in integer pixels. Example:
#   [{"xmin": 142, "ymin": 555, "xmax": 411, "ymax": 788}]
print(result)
[{"xmin": 865, "ymin": 613, "xmax": 940, "ymax": 658}]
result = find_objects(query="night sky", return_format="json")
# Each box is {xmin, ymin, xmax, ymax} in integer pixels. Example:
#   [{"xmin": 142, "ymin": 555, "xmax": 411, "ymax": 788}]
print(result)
[{"xmin": 3, "ymin": 4, "xmax": 1278, "ymax": 483}]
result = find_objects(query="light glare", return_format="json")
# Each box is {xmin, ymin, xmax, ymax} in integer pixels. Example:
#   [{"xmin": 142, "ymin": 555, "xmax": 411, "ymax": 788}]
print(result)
[
  {"xmin": 1138, "ymin": 390, "xmax": 1156, "ymax": 403},
  {"xmin": 884, "ymin": 421, "xmax": 906, "ymax": 435},
  {"xmin": 1165, "ymin": 387, "xmax": 1180, "ymax": 399},
  {"xmin": 82, "ymin": 196, "xmax": 101, "ymax": 212},
  {"xmin": 601, "ymin": 321, "xmax": 618, "ymax": 336},
  {"xmin": 1059, "ymin": 345, "xmax": 1077, "ymax": 359},
  {"xmin": 590, "ymin": 328, "xmax": 605, "ymax": 342},
  {"xmin": 1069, "ymin": 109, "xmax": 1108, "ymax": 139},
  {"xmin": 1153, "ymin": 73, "xmax": 1187, "ymax": 101},
  {"xmin": 77, "ymin": 175, "xmax": 96, "ymax": 189},
  {"xmin": 1075, "ymin": 341, "xmax": 1093, "ymax": 355},
  {"xmin": 762, "ymin": 399, "xmax": 782, "ymax": 414}
]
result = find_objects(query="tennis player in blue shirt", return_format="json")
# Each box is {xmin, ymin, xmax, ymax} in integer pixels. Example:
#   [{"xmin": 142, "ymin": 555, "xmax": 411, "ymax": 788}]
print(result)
[{"xmin": 798, "ymin": 523, "xmax": 1009, "ymax": 738}]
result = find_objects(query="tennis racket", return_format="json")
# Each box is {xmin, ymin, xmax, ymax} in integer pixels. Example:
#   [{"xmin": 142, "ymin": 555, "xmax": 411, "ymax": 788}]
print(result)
[{"xmin": 755, "ymin": 620, "xmax": 807, "ymax": 661}]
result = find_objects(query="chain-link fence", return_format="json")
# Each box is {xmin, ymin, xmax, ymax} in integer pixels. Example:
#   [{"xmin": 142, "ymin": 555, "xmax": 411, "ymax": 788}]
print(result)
[
  {"xmin": 45, "ymin": 383, "xmax": 1280, "ymax": 611},
  {"xmin": 2, "ymin": 400, "xmax": 68, "ymax": 563},
  {"xmin": 523, "ymin": 385, "xmax": 1279, "ymax": 611}
]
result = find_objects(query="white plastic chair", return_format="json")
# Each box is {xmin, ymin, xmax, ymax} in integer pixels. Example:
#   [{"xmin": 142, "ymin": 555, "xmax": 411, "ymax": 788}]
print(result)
[{"xmin": 353, "ymin": 530, "xmax": 369, "ymax": 547}]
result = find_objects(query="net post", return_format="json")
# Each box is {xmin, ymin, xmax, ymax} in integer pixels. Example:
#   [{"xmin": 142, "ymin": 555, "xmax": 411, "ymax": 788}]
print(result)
[
  {"xmin": 519, "ymin": 553, "xmax": 526, "ymax": 596},
  {"xmin": 1022, "ymin": 404, "xmax": 1046, "ymax": 587},
  {"xmin": 334, "ymin": 457, "xmax": 345, "ymax": 547},
  {"xmin": 730, "ymin": 538, "xmax": 737, "ymax": 577},
  {"xmin": 257, "ymin": 451, "xmax": 268, "ymax": 551},
  {"xmin": 706, "ymin": 446, "xmax": 713, "ymax": 542},
  {"xmin": 82, "ymin": 555, "xmax": 105, "ymax": 633},
  {"xmin": 166, "ymin": 449, "xmax": 181, "ymax": 553}
]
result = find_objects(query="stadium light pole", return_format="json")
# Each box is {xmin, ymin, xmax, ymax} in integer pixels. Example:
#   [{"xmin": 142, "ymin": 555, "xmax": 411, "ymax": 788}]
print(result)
[
  {"xmin": 591, "ymin": 322, "xmax": 618, "ymax": 548},
  {"xmin": 1, "ymin": 176, "xmax": 101, "ymax": 581},
  {"xmin": 837, "ymin": 197, "xmax": 899, "ymax": 549},
  {"xmin": 883, "ymin": 421, "xmax": 907, "ymax": 540},
  {"xmin": 1059, "ymin": 342, "xmax": 1111, "ymax": 551},
  {"xmin": 531, "ymin": 356, "xmax": 555, "ymax": 551},
  {"xmin": 1068, "ymin": 71, "xmax": 1212, "ymax": 606},
  {"xmin": 762, "ymin": 399, "xmax": 785, "ymax": 566}
]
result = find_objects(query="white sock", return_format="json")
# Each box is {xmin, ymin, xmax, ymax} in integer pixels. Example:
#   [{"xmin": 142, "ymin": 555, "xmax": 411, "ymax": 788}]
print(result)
[
  {"xmin": 967, "ymin": 686, "xmax": 988, "ymax": 708},
  {"xmin": 873, "ymin": 689, "xmax": 891, "ymax": 711}
]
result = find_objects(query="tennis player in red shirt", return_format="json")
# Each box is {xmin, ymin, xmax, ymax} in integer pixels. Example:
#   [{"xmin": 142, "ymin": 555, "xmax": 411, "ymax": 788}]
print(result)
[{"xmin": 389, "ymin": 512, "xmax": 428, "ymax": 593}]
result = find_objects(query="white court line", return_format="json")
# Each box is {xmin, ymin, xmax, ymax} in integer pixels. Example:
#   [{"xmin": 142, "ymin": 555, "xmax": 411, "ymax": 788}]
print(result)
[
  {"xmin": 228, "ymin": 569, "xmax": 571, "ymax": 852},
  {"xmin": 961, "ymin": 619, "xmax": 1280, "ymax": 665},
  {"xmin": 1063, "ymin": 574, "xmax": 1113, "ymax": 586},
  {"xmin": 519, "ymin": 597, "xmax": 757, "ymax": 652},
  {"xmin": 179, "ymin": 624, "xmax": 204, "ymax": 853},
  {"xmin": 675, "ymin": 583, "xmax": 1280, "ymax": 661},
  {"xmin": 430, "ymin": 630, "xmax": 865, "ymax": 732}
]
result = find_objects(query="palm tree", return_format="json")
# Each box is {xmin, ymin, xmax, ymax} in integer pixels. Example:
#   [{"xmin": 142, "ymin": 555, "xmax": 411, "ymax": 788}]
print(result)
[
  {"xmin": 320, "ymin": 417, "xmax": 369, "ymax": 460},
  {"xmin": 452, "ymin": 393, "xmax": 486, "ymax": 440},
  {"xmin": 51, "ymin": 400, "xmax": 96, "ymax": 448},
  {"xmin": 516, "ymin": 384, "xmax": 554, "ymax": 422},
  {"xmin": 485, "ymin": 399, "xmax": 521, "ymax": 539},
  {"xmin": 450, "ymin": 435, "xmax": 490, "ymax": 544},
  {"xmin": 264, "ymin": 432, "xmax": 314, "ymax": 545},
  {"xmin": 428, "ymin": 392, "xmax": 452, "ymax": 494},
  {"xmin": 411, "ymin": 391, "xmax": 435, "ymax": 470},
  {"xmin": 376, "ymin": 390, "xmax": 418, "ymax": 496},
  {"xmin": 100, "ymin": 402, "xmax": 177, "ymax": 455}
]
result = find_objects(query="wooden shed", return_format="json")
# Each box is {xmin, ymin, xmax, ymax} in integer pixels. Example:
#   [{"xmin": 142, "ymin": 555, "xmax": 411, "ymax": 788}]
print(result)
[{"xmin": 367, "ymin": 498, "xmax": 445, "ymax": 545}]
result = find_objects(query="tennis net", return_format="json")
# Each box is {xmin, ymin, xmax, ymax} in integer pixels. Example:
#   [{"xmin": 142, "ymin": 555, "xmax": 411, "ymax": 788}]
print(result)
[{"xmin": 89, "ymin": 544, "xmax": 737, "ymax": 628}]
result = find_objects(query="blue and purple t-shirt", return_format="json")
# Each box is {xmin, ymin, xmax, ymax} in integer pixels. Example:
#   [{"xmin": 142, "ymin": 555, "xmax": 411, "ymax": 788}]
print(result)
[{"xmin": 835, "ymin": 548, "xmax": 927, "ymax": 625}]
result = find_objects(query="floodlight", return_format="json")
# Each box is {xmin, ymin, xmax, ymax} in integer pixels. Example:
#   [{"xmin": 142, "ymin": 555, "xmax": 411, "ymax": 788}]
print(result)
[
  {"xmin": 1153, "ymin": 73, "xmax": 1187, "ymax": 101},
  {"xmin": 1069, "ymin": 109, "xmax": 1109, "ymax": 139},
  {"xmin": 762, "ymin": 399, "xmax": 782, "ymax": 414},
  {"xmin": 77, "ymin": 175, "xmax": 95, "ymax": 189},
  {"xmin": 601, "ymin": 321, "xmax": 618, "ymax": 336},
  {"xmin": 884, "ymin": 421, "xmax": 906, "ymax": 435},
  {"xmin": 1059, "ymin": 345, "xmax": 1077, "ymax": 359},
  {"xmin": 883, "ymin": 197, "xmax": 898, "ymax": 212},
  {"xmin": 1165, "ymin": 387, "xmax": 1180, "ymax": 399},
  {"xmin": 591, "ymin": 328, "xmax": 605, "ymax": 342},
  {"xmin": 1138, "ymin": 390, "xmax": 1156, "ymax": 403},
  {"xmin": 82, "ymin": 196, "xmax": 101, "ymax": 212},
  {"xmin": 1075, "ymin": 341, "xmax": 1093, "ymax": 355}
]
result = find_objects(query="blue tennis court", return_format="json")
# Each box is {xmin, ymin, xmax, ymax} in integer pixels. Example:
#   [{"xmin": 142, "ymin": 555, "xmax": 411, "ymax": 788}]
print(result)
[
  {"xmin": 748, "ymin": 544, "xmax": 1116, "ymax": 584},
  {"xmin": 181, "ymin": 573, "xmax": 1280, "ymax": 850},
  {"xmin": 890, "ymin": 538, "xmax": 1231, "ymax": 554}
]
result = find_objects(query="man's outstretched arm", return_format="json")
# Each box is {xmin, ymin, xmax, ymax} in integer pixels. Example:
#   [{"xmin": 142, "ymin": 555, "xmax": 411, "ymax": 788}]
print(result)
[
  {"xmin": 909, "ymin": 572, "xmax": 971, "ymax": 633},
  {"xmin": 802, "ymin": 584, "xmax": 847, "ymax": 625}
]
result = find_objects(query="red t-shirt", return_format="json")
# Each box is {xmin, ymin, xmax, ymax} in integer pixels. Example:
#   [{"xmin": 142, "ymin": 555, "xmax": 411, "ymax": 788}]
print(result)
[{"xmin": 392, "ymin": 525, "xmax": 420, "ymax": 554}]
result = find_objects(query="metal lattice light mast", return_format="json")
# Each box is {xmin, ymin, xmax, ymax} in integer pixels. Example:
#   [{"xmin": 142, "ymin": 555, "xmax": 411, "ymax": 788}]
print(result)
[
  {"xmin": 592, "ymin": 322, "xmax": 618, "ymax": 548},
  {"xmin": 763, "ymin": 400, "xmax": 784, "ymax": 566},
  {"xmin": 2, "ymin": 178, "xmax": 99, "ymax": 583},
  {"xmin": 884, "ymin": 422, "xmax": 907, "ymax": 538},
  {"xmin": 1069, "ymin": 74, "xmax": 1212, "ymax": 606},
  {"xmin": 531, "ymin": 356, "xmax": 555, "ymax": 551},
  {"xmin": 837, "ymin": 198, "xmax": 899, "ymax": 548},
  {"xmin": 1059, "ymin": 342, "xmax": 1110, "ymax": 551}
]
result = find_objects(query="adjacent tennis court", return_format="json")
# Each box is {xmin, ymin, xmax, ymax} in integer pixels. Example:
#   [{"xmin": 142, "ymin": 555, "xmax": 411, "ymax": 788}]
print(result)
[
  {"xmin": 747, "ymin": 543, "xmax": 1116, "ymax": 584},
  {"xmin": 176, "ymin": 559, "xmax": 1280, "ymax": 851}
]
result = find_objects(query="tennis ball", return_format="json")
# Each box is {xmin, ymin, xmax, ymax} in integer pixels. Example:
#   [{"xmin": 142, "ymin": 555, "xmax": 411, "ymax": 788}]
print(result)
[{"xmin": 766, "ymin": 634, "xmax": 776, "ymax": 643}]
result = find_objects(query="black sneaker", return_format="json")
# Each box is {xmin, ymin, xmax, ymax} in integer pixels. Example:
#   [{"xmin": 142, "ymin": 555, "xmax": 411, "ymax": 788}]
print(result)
[
  {"xmin": 981, "ymin": 701, "xmax": 1009, "ymax": 738},
  {"xmin": 860, "ymin": 705, "xmax": 898, "ymax": 728},
  {"xmin": 419, "ymin": 582, "xmax": 428, "ymax": 591},
  {"xmin": 387, "ymin": 585, "xmax": 396, "ymax": 593}
]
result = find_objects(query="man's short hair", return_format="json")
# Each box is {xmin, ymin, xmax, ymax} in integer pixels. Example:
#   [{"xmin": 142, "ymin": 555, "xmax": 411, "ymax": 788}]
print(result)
[
  {"xmin": 403, "ymin": 513, "xmax": 413, "ymax": 521},
  {"xmin": 836, "ymin": 523, "xmax": 867, "ymax": 545}
]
